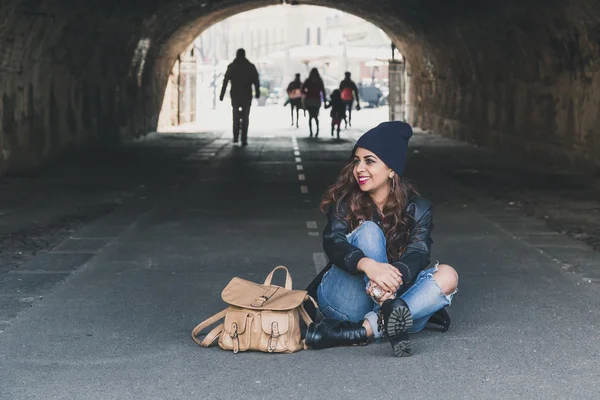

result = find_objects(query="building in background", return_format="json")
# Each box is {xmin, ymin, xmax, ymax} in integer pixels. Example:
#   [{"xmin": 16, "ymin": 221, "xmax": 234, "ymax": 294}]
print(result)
[
  {"xmin": 158, "ymin": 47, "xmax": 198, "ymax": 128},
  {"xmin": 159, "ymin": 5, "xmax": 400, "ymax": 128},
  {"xmin": 323, "ymin": 12, "xmax": 395, "ymax": 83}
]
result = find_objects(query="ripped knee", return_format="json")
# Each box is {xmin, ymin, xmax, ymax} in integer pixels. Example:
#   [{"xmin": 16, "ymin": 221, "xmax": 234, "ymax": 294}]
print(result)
[{"xmin": 433, "ymin": 264, "xmax": 459, "ymax": 296}]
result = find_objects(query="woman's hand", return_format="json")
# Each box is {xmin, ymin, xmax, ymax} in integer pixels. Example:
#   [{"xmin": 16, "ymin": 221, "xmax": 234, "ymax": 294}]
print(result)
[
  {"xmin": 358, "ymin": 258, "xmax": 403, "ymax": 293},
  {"xmin": 366, "ymin": 281, "xmax": 396, "ymax": 304},
  {"xmin": 377, "ymin": 289, "xmax": 396, "ymax": 303}
]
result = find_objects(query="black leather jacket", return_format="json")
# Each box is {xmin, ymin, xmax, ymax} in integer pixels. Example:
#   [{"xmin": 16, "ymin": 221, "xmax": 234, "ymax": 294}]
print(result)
[{"xmin": 306, "ymin": 196, "xmax": 434, "ymax": 299}]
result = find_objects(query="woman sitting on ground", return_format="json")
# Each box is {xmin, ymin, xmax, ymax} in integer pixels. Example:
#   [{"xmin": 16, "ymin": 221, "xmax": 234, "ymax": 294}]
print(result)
[{"xmin": 305, "ymin": 121, "xmax": 459, "ymax": 357}]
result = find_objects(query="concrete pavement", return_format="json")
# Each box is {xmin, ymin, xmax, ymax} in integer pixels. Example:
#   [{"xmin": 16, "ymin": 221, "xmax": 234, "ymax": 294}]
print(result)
[{"xmin": 1, "ymin": 108, "xmax": 600, "ymax": 399}]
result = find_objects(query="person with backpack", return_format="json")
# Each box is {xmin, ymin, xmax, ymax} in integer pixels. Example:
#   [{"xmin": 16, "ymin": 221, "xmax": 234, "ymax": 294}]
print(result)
[
  {"xmin": 339, "ymin": 72, "xmax": 361, "ymax": 128},
  {"xmin": 285, "ymin": 73, "xmax": 304, "ymax": 128},
  {"xmin": 219, "ymin": 48, "xmax": 260, "ymax": 146}
]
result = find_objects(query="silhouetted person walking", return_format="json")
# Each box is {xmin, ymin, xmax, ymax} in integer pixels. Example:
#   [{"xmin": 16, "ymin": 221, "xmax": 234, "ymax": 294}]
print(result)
[
  {"xmin": 219, "ymin": 48, "xmax": 260, "ymax": 146},
  {"xmin": 301, "ymin": 68, "xmax": 326, "ymax": 138},
  {"xmin": 339, "ymin": 71, "xmax": 360, "ymax": 127},
  {"xmin": 325, "ymin": 89, "xmax": 346, "ymax": 139},
  {"xmin": 285, "ymin": 73, "xmax": 304, "ymax": 128}
]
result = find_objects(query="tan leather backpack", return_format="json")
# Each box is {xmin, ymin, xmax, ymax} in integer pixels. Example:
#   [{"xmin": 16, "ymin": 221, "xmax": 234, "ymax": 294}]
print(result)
[{"xmin": 192, "ymin": 266, "xmax": 315, "ymax": 353}]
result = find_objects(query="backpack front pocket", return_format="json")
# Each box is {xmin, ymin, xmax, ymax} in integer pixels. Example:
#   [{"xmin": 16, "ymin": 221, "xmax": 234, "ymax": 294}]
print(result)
[{"xmin": 220, "ymin": 309, "xmax": 254, "ymax": 353}]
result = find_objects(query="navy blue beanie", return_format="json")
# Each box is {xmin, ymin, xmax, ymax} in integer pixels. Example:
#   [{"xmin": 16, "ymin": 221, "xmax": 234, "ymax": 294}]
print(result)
[{"xmin": 353, "ymin": 121, "xmax": 413, "ymax": 176}]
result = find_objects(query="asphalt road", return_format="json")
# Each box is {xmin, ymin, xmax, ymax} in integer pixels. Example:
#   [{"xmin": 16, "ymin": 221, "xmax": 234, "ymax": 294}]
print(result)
[{"xmin": 1, "ymin": 107, "xmax": 600, "ymax": 399}]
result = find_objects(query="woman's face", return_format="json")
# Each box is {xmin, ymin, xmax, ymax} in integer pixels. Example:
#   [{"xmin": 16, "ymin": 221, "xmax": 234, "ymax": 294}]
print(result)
[{"xmin": 352, "ymin": 147, "xmax": 394, "ymax": 201}]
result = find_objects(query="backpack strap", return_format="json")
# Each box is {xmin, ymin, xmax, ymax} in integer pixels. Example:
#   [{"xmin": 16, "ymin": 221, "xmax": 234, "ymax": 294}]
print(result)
[
  {"xmin": 298, "ymin": 304, "xmax": 313, "ymax": 326},
  {"xmin": 299, "ymin": 304, "xmax": 315, "ymax": 351},
  {"xmin": 201, "ymin": 324, "xmax": 224, "ymax": 347},
  {"xmin": 263, "ymin": 266, "xmax": 293, "ymax": 289},
  {"xmin": 306, "ymin": 294, "xmax": 318, "ymax": 309},
  {"xmin": 192, "ymin": 309, "xmax": 228, "ymax": 347},
  {"xmin": 298, "ymin": 294, "xmax": 318, "ymax": 326}
]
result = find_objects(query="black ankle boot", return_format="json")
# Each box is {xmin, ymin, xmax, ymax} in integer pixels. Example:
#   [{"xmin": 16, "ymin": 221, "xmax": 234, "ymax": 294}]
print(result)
[
  {"xmin": 427, "ymin": 307, "xmax": 450, "ymax": 332},
  {"xmin": 380, "ymin": 298, "xmax": 413, "ymax": 357},
  {"xmin": 305, "ymin": 318, "xmax": 368, "ymax": 349}
]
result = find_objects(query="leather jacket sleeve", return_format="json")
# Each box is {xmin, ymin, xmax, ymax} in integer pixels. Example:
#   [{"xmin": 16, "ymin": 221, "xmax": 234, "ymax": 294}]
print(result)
[
  {"xmin": 322, "ymin": 203, "xmax": 365, "ymax": 274},
  {"xmin": 392, "ymin": 198, "xmax": 433, "ymax": 288}
]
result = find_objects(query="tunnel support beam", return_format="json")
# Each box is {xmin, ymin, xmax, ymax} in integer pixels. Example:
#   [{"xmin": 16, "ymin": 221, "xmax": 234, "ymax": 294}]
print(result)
[{"xmin": 388, "ymin": 60, "xmax": 406, "ymax": 122}]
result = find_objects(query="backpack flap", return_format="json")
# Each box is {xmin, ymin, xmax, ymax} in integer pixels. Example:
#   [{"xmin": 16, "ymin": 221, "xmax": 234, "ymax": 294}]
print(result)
[{"xmin": 221, "ymin": 277, "xmax": 307, "ymax": 310}]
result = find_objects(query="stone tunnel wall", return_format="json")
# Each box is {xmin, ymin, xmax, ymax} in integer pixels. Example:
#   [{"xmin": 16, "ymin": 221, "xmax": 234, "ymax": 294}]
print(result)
[
  {"xmin": 1, "ymin": 4, "xmax": 109, "ymax": 172},
  {"xmin": 0, "ymin": 0, "xmax": 599, "ymax": 174},
  {"xmin": 402, "ymin": 0, "xmax": 600, "ymax": 170}
]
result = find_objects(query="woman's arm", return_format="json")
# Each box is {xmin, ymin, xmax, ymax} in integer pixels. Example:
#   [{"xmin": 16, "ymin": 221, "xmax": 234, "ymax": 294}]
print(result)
[
  {"xmin": 324, "ymin": 203, "xmax": 404, "ymax": 292},
  {"xmin": 392, "ymin": 198, "xmax": 434, "ymax": 287},
  {"xmin": 322, "ymin": 203, "xmax": 365, "ymax": 274},
  {"xmin": 301, "ymin": 81, "xmax": 308, "ymax": 94}
]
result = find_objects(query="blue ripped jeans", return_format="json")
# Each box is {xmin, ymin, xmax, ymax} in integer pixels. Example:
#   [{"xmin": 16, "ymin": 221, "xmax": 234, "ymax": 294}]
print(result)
[{"xmin": 317, "ymin": 221, "xmax": 457, "ymax": 339}]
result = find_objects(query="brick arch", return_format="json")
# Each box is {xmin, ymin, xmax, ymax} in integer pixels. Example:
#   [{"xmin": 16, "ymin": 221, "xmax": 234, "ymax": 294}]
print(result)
[{"xmin": 1, "ymin": 0, "xmax": 600, "ymax": 173}]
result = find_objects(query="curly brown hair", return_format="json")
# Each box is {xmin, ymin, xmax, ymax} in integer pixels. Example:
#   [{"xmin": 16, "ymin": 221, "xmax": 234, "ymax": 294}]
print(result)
[{"xmin": 320, "ymin": 160, "xmax": 418, "ymax": 261}]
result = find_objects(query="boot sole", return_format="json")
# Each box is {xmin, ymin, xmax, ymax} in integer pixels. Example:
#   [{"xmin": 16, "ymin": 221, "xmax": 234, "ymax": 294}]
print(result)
[{"xmin": 386, "ymin": 304, "xmax": 413, "ymax": 357}]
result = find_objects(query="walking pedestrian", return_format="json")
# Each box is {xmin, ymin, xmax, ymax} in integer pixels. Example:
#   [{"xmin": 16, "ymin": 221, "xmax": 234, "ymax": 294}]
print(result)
[
  {"xmin": 324, "ymin": 89, "xmax": 346, "ymax": 139},
  {"xmin": 305, "ymin": 121, "xmax": 459, "ymax": 357},
  {"xmin": 339, "ymin": 72, "xmax": 360, "ymax": 127},
  {"xmin": 301, "ymin": 68, "xmax": 326, "ymax": 138},
  {"xmin": 285, "ymin": 73, "xmax": 304, "ymax": 128},
  {"xmin": 219, "ymin": 48, "xmax": 260, "ymax": 146}
]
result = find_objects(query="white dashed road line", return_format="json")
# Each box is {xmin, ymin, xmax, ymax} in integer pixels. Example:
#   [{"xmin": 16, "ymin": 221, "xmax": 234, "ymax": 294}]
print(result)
[{"xmin": 293, "ymin": 137, "xmax": 322, "ymax": 263}]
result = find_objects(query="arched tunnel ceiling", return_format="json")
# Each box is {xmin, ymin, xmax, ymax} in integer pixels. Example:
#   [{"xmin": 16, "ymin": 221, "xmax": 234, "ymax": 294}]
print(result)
[{"xmin": 0, "ymin": 0, "xmax": 599, "ymax": 173}]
